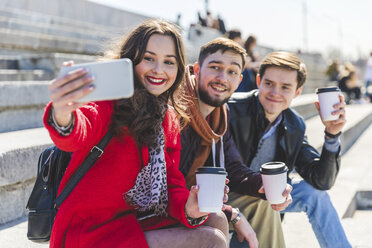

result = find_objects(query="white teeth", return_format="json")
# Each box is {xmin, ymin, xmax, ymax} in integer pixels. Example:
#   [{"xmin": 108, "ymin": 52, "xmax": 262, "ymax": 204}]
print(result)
[
  {"xmin": 211, "ymin": 84, "xmax": 227, "ymax": 92},
  {"xmin": 148, "ymin": 77, "xmax": 163, "ymax": 83}
]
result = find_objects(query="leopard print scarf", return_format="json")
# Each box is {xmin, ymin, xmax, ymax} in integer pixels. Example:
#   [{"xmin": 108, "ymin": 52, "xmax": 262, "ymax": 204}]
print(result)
[{"xmin": 124, "ymin": 102, "xmax": 169, "ymax": 217}]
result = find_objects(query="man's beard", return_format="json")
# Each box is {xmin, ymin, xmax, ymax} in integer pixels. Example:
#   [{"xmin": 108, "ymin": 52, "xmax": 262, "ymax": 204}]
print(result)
[{"xmin": 198, "ymin": 80, "xmax": 230, "ymax": 107}]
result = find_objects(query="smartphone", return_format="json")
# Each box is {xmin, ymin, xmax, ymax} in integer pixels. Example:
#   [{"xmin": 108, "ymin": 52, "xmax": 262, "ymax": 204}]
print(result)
[{"xmin": 59, "ymin": 58, "xmax": 134, "ymax": 102}]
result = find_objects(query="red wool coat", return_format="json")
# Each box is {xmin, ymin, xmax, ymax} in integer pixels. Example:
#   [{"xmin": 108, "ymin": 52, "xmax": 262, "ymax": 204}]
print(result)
[{"xmin": 43, "ymin": 101, "xmax": 199, "ymax": 248}]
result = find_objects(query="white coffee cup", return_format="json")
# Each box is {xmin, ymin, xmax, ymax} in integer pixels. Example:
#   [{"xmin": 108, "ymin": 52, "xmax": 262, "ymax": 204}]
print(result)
[
  {"xmin": 260, "ymin": 162, "xmax": 288, "ymax": 204},
  {"xmin": 316, "ymin": 86, "xmax": 341, "ymax": 121},
  {"xmin": 196, "ymin": 167, "xmax": 227, "ymax": 212}
]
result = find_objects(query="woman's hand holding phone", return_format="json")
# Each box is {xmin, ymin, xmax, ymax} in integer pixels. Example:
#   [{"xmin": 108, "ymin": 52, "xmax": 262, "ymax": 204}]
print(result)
[{"xmin": 48, "ymin": 61, "xmax": 94, "ymax": 127}]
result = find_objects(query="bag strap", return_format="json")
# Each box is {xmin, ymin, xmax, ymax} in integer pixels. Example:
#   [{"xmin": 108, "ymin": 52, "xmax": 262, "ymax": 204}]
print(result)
[{"xmin": 55, "ymin": 130, "xmax": 114, "ymax": 208}]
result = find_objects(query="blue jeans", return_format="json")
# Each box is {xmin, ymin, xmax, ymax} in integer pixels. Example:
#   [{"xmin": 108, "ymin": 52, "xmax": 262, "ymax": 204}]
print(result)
[
  {"xmin": 230, "ymin": 231, "xmax": 249, "ymax": 248},
  {"xmin": 282, "ymin": 179, "xmax": 351, "ymax": 248}
]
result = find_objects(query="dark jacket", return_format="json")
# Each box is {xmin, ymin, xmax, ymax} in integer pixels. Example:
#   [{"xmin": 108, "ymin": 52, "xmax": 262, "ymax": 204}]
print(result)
[
  {"xmin": 228, "ymin": 90, "xmax": 341, "ymax": 190},
  {"xmin": 179, "ymin": 108, "xmax": 264, "ymax": 198}
]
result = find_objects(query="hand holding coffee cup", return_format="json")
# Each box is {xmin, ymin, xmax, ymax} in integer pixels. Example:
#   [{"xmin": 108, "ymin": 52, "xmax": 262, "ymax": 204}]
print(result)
[
  {"xmin": 315, "ymin": 87, "xmax": 343, "ymax": 121},
  {"xmin": 195, "ymin": 167, "xmax": 227, "ymax": 213},
  {"xmin": 259, "ymin": 162, "xmax": 288, "ymax": 204},
  {"xmin": 315, "ymin": 87, "xmax": 346, "ymax": 135}
]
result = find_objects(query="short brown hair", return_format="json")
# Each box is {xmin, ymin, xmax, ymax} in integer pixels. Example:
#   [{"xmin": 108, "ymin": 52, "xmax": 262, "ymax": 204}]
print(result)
[
  {"xmin": 198, "ymin": 37, "xmax": 246, "ymax": 72},
  {"xmin": 259, "ymin": 51, "xmax": 307, "ymax": 88}
]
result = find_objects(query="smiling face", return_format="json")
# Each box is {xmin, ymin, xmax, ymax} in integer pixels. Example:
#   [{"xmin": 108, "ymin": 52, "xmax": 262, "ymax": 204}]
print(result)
[
  {"xmin": 195, "ymin": 50, "xmax": 243, "ymax": 107},
  {"xmin": 257, "ymin": 66, "xmax": 303, "ymax": 122},
  {"xmin": 135, "ymin": 34, "xmax": 178, "ymax": 97}
]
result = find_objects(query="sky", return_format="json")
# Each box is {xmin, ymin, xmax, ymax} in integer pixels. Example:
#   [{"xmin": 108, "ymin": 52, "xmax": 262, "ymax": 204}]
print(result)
[{"xmin": 89, "ymin": 0, "xmax": 372, "ymax": 61}]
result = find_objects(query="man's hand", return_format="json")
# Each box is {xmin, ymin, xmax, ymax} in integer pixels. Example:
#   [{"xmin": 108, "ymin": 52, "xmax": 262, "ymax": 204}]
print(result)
[
  {"xmin": 233, "ymin": 210, "xmax": 259, "ymax": 248},
  {"xmin": 258, "ymin": 184, "xmax": 293, "ymax": 211},
  {"xmin": 315, "ymin": 93, "xmax": 346, "ymax": 135}
]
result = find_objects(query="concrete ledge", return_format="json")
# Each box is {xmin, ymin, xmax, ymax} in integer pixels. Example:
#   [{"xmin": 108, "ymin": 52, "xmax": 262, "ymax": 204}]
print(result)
[
  {"xmin": 0, "ymin": 53, "xmax": 97, "ymax": 72},
  {"xmin": 0, "ymin": 128, "xmax": 52, "ymax": 187},
  {"xmin": 0, "ymin": 28, "xmax": 101, "ymax": 54},
  {"xmin": 0, "ymin": 1, "xmax": 148, "ymax": 32},
  {"xmin": 0, "ymin": 215, "xmax": 48, "ymax": 247},
  {"xmin": 0, "ymin": 3, "xmax": 143, "ymax": 34},
  {"xmin": 0, "ymin": 69, "xmax": 53, "ymax": 81},
  {"xmin": 0, "ymin": 107, "xmax": 44, "ymax": 132},
  {"xmin": 0, "ymin": 81, "xmax": 49, "ymax": 132},
  {"xmin": 291, "ymin": 93, "xmax": 318, "ymax": 120},
  {"xmin": 0, "ymin": 128, "xmax": 52, "ymax": 224},
  {"xmin": 0, "ymin": 56, "xmax": 18, "ymax": 69},
  {"xmin": 0, "ymin": 179, "xmax": 35, "ymax": 224},
  {"xmin": 0, "ymin": 16, "xmax": 114, "ymax": 42},
  {"xmin": 0, "ymin": 81, "xmax": 49, "ymax": 107},
  {"xmin": 18, "ymin": 53, "xmax": 97, "ymax": 72},
  {"xmin": 304, "ymin": 104, "xmax": 372, "ymax": 153}
]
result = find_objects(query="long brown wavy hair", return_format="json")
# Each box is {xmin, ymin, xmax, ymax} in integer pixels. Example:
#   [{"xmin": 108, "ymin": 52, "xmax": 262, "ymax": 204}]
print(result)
[{"xmin": 105, "ymin": 19, "xmax": 189, "ymax": 146}]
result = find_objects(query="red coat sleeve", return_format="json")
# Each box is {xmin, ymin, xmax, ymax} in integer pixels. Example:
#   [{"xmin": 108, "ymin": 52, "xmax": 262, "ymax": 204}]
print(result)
[{"xmin": 43, "ymin": 101, "xmax": 114, "ymax": 152}]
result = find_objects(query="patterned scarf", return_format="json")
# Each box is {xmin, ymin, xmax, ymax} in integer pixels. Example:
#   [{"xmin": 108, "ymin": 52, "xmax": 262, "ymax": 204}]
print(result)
[{"xmin": 124, "ymin": 100, "xmax": 169, "ymax": 217}]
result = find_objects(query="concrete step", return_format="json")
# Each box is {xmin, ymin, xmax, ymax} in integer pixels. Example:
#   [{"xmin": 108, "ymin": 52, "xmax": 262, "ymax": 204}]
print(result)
[
  {"xmin": 282, "ymin": 103, "xmax": 372, "ymax": 248},
  {"xmin": 0, "ymin": 53, "xmax": 97, "ymax": 71},
  {"xmin": 291, "ymin": 93, "xmax": 318, "ymax": 120},
  {"xmin": 0, "ymin": 81, "xmax": 49, "ymax": 132},
  {"xmin": 304, "ymin": 103, "xmax": 372, "ymax": 153},
  {"xmin": 0, "ymin": 1, "xmax": 149, "ymax": 33},
  {"xmin": 0, "ymin": 69, "xmax": 53, "ymax": 81},
  {"xmin": 0, "ymin": 216, "xmax": 48, "ymax": 248},
  {"xmin": 0, "ymin": 16, "xmax": 114, "ymax": 43},
  {"xmin": 0, "ymin": 27, "xmax": 100, "ymax": 54},
  {"xmin": 0, "ymin": 128, "xmax": 53, "ymax": 224},
  {"xmin": 0, "ymin": 6, "xmax": 121, "ymax": 35},
  {"xmin": 0, "ymin": 55, "xmax": 19, "ymax": 69}
]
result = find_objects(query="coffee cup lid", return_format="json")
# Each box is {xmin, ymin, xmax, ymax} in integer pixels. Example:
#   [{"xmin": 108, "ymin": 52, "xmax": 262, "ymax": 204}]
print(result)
[
  {"xmin": 196, "ymin": 167, "xmax": 227, "ymax": 175},
  {"xmin": 260, "ymin": 162, "xmax": 288, "ymax": 175},
  {"xmin": 315, "ymin": 86, "xmax": 340, "ymax": 94}
]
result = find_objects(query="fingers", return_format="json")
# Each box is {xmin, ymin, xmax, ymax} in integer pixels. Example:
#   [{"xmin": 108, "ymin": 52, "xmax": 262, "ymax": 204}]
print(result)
[
  {"xmin": 271, "ymin": 193, "xmax": 293, "ymax": 211},
  {"xmin": 270, "ymin": 185, "xmax": 293, "ymax": 211},
  {"xmin": 237, "ymin": 232, "xmax": 244, "ymax": 243},
  {"xmin": 224, "ymin": 185, "xmax": 229, "ymax": 194},
  {"xmin": 314, "ymin": 101, "xmax": 320, "ymax": 111},
  {"xmin": 282, "ymin": 184, "xmax": 293, "ymax": 197},
  {"xmin": 62, "ymin": 60, "xmax": 74, "ymax": 67},
  {"xmin": 185, "ymin": 185, "xmax": 208, "ymax": 218},
  {"xmin": 190, "ymin": 185, "xmax": 199, "ymax": 194},
  {"xmin": 332, "ymin": 101, "xmax": 346, "ymax": 112},
  {"xmin": 50, "ymin": 74, "xmax": 94, "ymax": 102},
  {"xmin": 338, "ymin": 93, "xmax": 345, "ymax": 103},
  {"xmin": 223, "ymin": 193, "xmax": 228, "ymax": 203},
  {"xmin": 49, "ymin": 68, "xmax": 89, "ymax": 92},
  {"xmin": 225, "ymin": 178, "xmax": 230, "ymax": 185},
  {"xmin": 223, "ymin": 185, "xmax": 229, "ymax": 203},
  {"xmin": 258, "ymin": 186, "xmax": 264, "ymax": 194}
]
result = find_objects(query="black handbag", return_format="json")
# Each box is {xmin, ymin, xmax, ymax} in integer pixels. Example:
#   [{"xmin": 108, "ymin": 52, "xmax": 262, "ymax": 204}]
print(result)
[{"xmin": 26, "ymin": 131, "xmax": 113, "ymax": 243}]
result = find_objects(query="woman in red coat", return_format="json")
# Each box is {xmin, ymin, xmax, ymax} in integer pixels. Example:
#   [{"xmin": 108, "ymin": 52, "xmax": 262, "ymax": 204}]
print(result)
[{"xmin": 44, "ymin": 19, "xmax": 228, "ymax": 248}]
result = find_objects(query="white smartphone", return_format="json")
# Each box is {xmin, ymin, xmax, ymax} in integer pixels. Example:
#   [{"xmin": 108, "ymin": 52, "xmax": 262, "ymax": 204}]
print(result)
[{"xmin": 59, "ymin": 58, "xmax": 134, "ymax": 102}]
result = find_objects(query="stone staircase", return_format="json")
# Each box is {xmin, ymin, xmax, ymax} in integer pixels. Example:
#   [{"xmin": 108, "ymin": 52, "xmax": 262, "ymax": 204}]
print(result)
[{"xmin": 0, "ymin": 4, "xmax": 147, "ymax": 55}]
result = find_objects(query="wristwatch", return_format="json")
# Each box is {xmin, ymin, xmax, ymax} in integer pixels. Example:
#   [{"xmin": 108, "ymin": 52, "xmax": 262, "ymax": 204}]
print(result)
[{"xmin": 231, "ymin": 208, "xmax": 242, "ymax": 224}]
